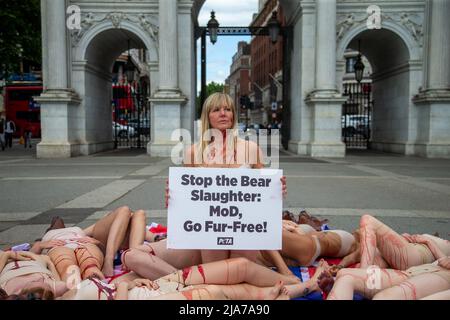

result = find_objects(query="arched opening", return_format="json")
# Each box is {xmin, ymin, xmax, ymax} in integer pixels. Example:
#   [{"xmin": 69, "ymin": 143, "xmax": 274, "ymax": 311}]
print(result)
[
  {"xmin": 80, "ymin": 28, "xmax": 151, "ymax": 153},
  {"xmin": 193, "ymin": 0, "xmax": 290, "ymax": 148},
  {"xmin": 340, "ymin": 28, "xmax": 412, "ymax": 153}
]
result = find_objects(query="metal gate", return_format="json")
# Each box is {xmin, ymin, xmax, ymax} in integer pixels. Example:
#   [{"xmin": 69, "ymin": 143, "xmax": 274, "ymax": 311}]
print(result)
[
  {"xmin": 342, "ymin": 82, "xmax": 373, "ymax": 149},
  {"xmin": 112, "ymin": 83, "xmax": 150, "ymax": 149}
]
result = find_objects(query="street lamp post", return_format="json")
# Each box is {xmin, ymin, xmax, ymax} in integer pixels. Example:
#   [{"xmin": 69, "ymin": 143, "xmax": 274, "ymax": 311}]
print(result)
[
  {"xmin": 354, "ymin": 40, "xmax": 365, "ymax": 84},
  {"xmin": 207, "ymin": 11, "xmax": 219, "ymax": 45},
  {"xmin": 125, "ymin": 40, "xmax": 135, "ymax": 83},
  {"xmin": 267, "ymin": 11, "xmax": 280, "ymax": 44}
]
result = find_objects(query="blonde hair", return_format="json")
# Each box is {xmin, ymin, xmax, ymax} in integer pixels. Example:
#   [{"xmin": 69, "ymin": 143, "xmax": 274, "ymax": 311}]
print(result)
[{"xmin": 196, "ymin": 93, "xmax": 238, "ymax": 164}]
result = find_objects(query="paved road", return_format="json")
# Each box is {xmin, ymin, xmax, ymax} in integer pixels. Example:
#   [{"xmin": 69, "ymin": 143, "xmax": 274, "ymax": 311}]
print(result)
[{"xmin": 0, "ymin": 141, "xmax": 449, "ymax": 248}]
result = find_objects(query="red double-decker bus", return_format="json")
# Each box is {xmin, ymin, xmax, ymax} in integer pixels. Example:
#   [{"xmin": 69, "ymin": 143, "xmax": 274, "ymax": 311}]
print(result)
[
  {"xmin": 112, "ymin": 84, "xmax": 135, "ymax": 125},
  {"xmin": 4, "ymin": 85, "xmax": 43, "ymax": 138}
]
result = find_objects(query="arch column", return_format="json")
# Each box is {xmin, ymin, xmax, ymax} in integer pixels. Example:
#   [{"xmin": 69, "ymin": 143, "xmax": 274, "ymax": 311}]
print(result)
[
  {"xmin": 413, "ymin": 0, "xmax": 450, "ymax": 158},
  {"xmin": 35, "ymin": 0, "xmax": 81, "ymax": 158},
  {"xmin": 148, "ymin": 0, "xmax": 187, "ymax": 157},
  {"xmin": 303, "ymin": 0, "xmax": 346, "ymax": 157}
]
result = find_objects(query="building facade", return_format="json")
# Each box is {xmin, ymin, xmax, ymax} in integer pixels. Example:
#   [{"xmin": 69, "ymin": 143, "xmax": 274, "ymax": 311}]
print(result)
[
  {"xmin": 227, "ymin": 41, "xmax": 251, "ymax": 125},
  {"xmin": 249, "ymin": 0, "xmax": 285, "ymax": 128},
  {"xmin": 39, "ymin": 0, "xmax": 450, "ymax": 158}
]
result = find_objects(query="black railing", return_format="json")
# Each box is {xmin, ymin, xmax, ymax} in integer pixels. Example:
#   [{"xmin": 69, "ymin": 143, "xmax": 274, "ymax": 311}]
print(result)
[
  {"xmin": 342, "ymin": 82, "xmax": 373, "ymax": 149},
  {"xmin": 113, "ymin": 83, "xmax": 150, "ymax": 149}
]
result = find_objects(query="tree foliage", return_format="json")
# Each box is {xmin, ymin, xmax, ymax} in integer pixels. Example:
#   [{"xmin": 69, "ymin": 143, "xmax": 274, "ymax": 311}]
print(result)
[
  {"xmin": 0, "ymin": 0, "xmax": 41, "ymax": 78},
  {"xmin": 196, "ymin": 81, "xmax": 225, "ymax": 118},
  {"xmin": 206, "ymin": 81, "xmax": 224, "ymax": 96}
]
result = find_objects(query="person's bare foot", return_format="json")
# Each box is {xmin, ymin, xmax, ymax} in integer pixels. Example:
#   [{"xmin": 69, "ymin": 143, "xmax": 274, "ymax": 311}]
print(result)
[
  {"xmin": 85, "ymin": 267, "xmax": 105, "ymax": 280},
  {"xmin": 263, "ymin": 281, "xmax": 285, "ymax": 300},
  {"xmin": 281, "ymin": 259, "xmax": 329, "ymax": 299},
  {"xmin": 101, "ymin": 259, "xmax": 114, "ymax": 278},
  {"xmin": 317, "ymin": 268, "xmax": 334, "ymax": 296}
]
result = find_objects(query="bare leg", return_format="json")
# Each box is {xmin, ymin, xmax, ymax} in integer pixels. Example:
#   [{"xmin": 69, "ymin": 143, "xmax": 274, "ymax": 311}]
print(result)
[
  {"xmin": 75, "ymin": 243, "xmax": 104, "ymax": 280},
  {"xmin": 127, "ymin": 210, "xmax": 146, "ymax": 248},
  {"xmin": 48, "ymin": 247, "xmax": 82, "ymax": 287},
  {"xmin": 160, "ymin": 257, "xmax": 300, "ymax": 287},
  {"xmin": 373, "ymin": 271, "xmax": 450, "ymax": 300},
  {"xmin": 326, "ymin": 267, "xmax": 408, "ymax": 300},
  {"xmin": 359, "ymin": 214, "xmax": 424, "ymax": 270},
  {"xmin": 421, "ymin": 289, "xmax": 450, "ymax": 300},
  {"xmin": 282, "ymin": 259, "xmax": 329, "ymax": 299},
  {"xmin": 121, "ymin": 245, "xmax": 177, "ymax": 280},
  {"xmin": 201, "ymin": 249, "xmax": 229, "ymax": 263},
  {"xmin": 151, "ymin": 282, "xmax": 286, "ymax": 300},
  {"xmin": 90, "ymin": 206, "xmax": 132, "ymax": 276}
]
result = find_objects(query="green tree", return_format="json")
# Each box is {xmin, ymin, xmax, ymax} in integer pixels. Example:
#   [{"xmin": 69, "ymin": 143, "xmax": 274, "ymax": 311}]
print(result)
[
  {"xmin": 196, "ymin": 81, "xmax": 225, "ymax": 118},
  {"xmin": 0, "ymin": 0, "xmax": 41, "ymax": 79},
  {"xmin": 206, "ymin": 81, "xmax": 224, "ymax": 96}
]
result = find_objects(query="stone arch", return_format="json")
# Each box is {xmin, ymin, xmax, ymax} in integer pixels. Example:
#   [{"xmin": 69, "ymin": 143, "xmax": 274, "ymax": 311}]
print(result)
[
  {"xmin": 75, "ymin": 20, "xmax": 158, "ymax": 64},
  {"xmin": 337, "ymin": 23, "xmax": 422, "ymax": 155},
  {"xmin": 337, "ymin": 21, "xmax": 421, "ymax": 63},
  {"xmin": 71, "ymin": 21, "xmax": 157, "ymax": 155}
]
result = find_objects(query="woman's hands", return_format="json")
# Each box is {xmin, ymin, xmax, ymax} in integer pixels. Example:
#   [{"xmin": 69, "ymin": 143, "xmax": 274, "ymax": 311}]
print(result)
[
  {"xmin": 402, "ymin": 233, "xmax": 430, "ymax": 244},
  {"xmin": 280, "ymin": 176, "xmax": 287, "ymax": 198},
  {"xmin": 437, "ymin": 256, "xmax": 450, "ymax": 270},
  {"xmin": 38, "ymin": 240, "xmax": 66, "ymax": 250},
  {"xmin": 8, "ymin": 250, "xmax": 38, "ymax": 261},
  {"xmin": 126, "ymin": 278, "xmax": 160, "ymax": 290},
  {"xmin": 75, "ymin": 237, "xmax": 102, "ymax": 246},
  {"xmin": 165, "ymin": 179, "xmax": 169, "ymax": 209}
]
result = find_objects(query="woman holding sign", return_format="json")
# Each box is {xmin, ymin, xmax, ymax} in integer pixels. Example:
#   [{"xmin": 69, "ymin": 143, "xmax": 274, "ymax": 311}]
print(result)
[{"xmin": 172, "ymin": 92, "xmax": 287, "ymax": 265}]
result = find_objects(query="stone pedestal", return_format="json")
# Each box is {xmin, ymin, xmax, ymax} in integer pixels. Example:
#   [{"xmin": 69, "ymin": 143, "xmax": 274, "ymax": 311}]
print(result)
[
  {"xmin": 411, "ymin": 0, "xmax": 450, "ymax": 158},
  {"xmin": 413, "ymin": 91, "xmax": 450, "ymax": 158},
  {"xmin": 304, "ymin": 94, "xmax": 347, "ymax": 157},
  {"xmin": 35, "ymin": 90, "xmax": 82, "ymax": 158},
  {"xmin": 148, "ymin": 97, "xmax": 187, "ymax": 157}
]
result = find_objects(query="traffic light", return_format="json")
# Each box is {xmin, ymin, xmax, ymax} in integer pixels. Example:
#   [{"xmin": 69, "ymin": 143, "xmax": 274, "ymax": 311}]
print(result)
[{"xmin": 240, "ymin": 96, "xmax": 246, "ymax": 108}]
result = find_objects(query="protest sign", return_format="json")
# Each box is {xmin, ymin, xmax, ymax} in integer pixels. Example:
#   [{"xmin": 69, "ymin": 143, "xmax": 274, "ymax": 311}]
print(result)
[{"xmin": 167, "ymin": 167, "xmax": 282, "ymax": 250}]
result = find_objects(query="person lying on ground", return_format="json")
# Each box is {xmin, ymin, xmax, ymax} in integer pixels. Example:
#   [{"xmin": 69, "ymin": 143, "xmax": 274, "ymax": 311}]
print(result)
[
  {"xmin": 0, "ymin": 250, "xmax": 67, "ymax": 300},
  {"xmin": 31, "ymin": 206, "xmax": 147, "ymax": 277},
  {"xmin": 58, "ymin": 257, "xmax": 293, "ymax": 300},
  {"xmin": 359, "ymin": 214, "xmax": 450, "ymax": 270},
  {"xmin": 317, "ymin": 256, "xmax": 450, "ymax": 300}
]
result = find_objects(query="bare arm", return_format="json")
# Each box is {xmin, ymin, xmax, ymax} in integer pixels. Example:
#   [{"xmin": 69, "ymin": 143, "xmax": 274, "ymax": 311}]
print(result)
[
  {"xmin": 30, "ymin": 240, "xmax": 66, "ymax": 254},
  {"xmin": 404, "ymin": 234, "xmax": 446, "ymax": 260},
  {"xmin": 115, "ymin": 282, "xmax": 129, "ymax": 300},
  {"xmin": 339, "ymin": 247, "xmax": 361, "ymax": 268},
  {"xmin": 43, "ymin": 255, "xmax": 61, "ymax": 281},
  {"xmin": 260, "ymin": 250, "xmax": 294, "ymax": 276},
  {"xmin": 0, "ymin": 251, "xmax": 12, "ymax": 271}
]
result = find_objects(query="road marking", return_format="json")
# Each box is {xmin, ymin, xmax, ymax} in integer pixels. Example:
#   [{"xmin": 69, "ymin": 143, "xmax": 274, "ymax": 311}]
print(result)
[
  {"xmin": 349, "ymin": 164, "xmax": 450, "ymax": 196},
  {"xmin": 2, "ymin": 176, "xmax": 122, "ymax": 181},
  {"xmin": 0, "ymin": 212, "xmax": 41, "ymax": 221},
  {"xmin": 57, "ymin": 180, "xmax": 146, "ymax": 208}
]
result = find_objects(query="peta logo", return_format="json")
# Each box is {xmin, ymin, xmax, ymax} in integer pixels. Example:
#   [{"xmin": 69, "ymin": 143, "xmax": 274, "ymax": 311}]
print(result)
[
  {"xmin": 66, "ymin": 5, "xmax": 81, "ymax": 30},
  {"xmin": 217, "ymin": 237, "xmax": 234, "ymax": 245},
  {"xmin": 367, "ymin": 5, "xmax": 381, "ymax": 30}
]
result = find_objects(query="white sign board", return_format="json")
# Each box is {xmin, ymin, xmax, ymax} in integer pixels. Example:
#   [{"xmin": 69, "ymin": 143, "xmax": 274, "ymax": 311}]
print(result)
[{"xmin": 167, "ymin": 167, "xmax": 283, "ymax": 250}]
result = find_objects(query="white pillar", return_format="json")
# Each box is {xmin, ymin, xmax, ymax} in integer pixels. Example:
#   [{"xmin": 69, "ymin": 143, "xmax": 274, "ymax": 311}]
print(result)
[
  {"xmin": 148, "ymin": 0, "xmax": 187, "ymax": 156},
  {"xmin": 425, "ymin": 0, "xmax": 450, "ymax": 91},
  {"xmin": 315, "ymin": 0, "xmax": 337, "ymax": 93},
  {"xmin": 302, "ymin": 0, "xmax": 345, "ymax": 157},
  {"xmin": 155, "ymin": 0, "xmax": 180, "ymax": 96},
  {"xmin": 35, "ymin": 0, "xmax": 81, "ymax": 158},
  {"xmin": 412, "ymin": 0, "xmax": 450, "ymax": 158},
  {"xmin": 46, "ymin": 0, "xmax": 68, "ymax": 90}
]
